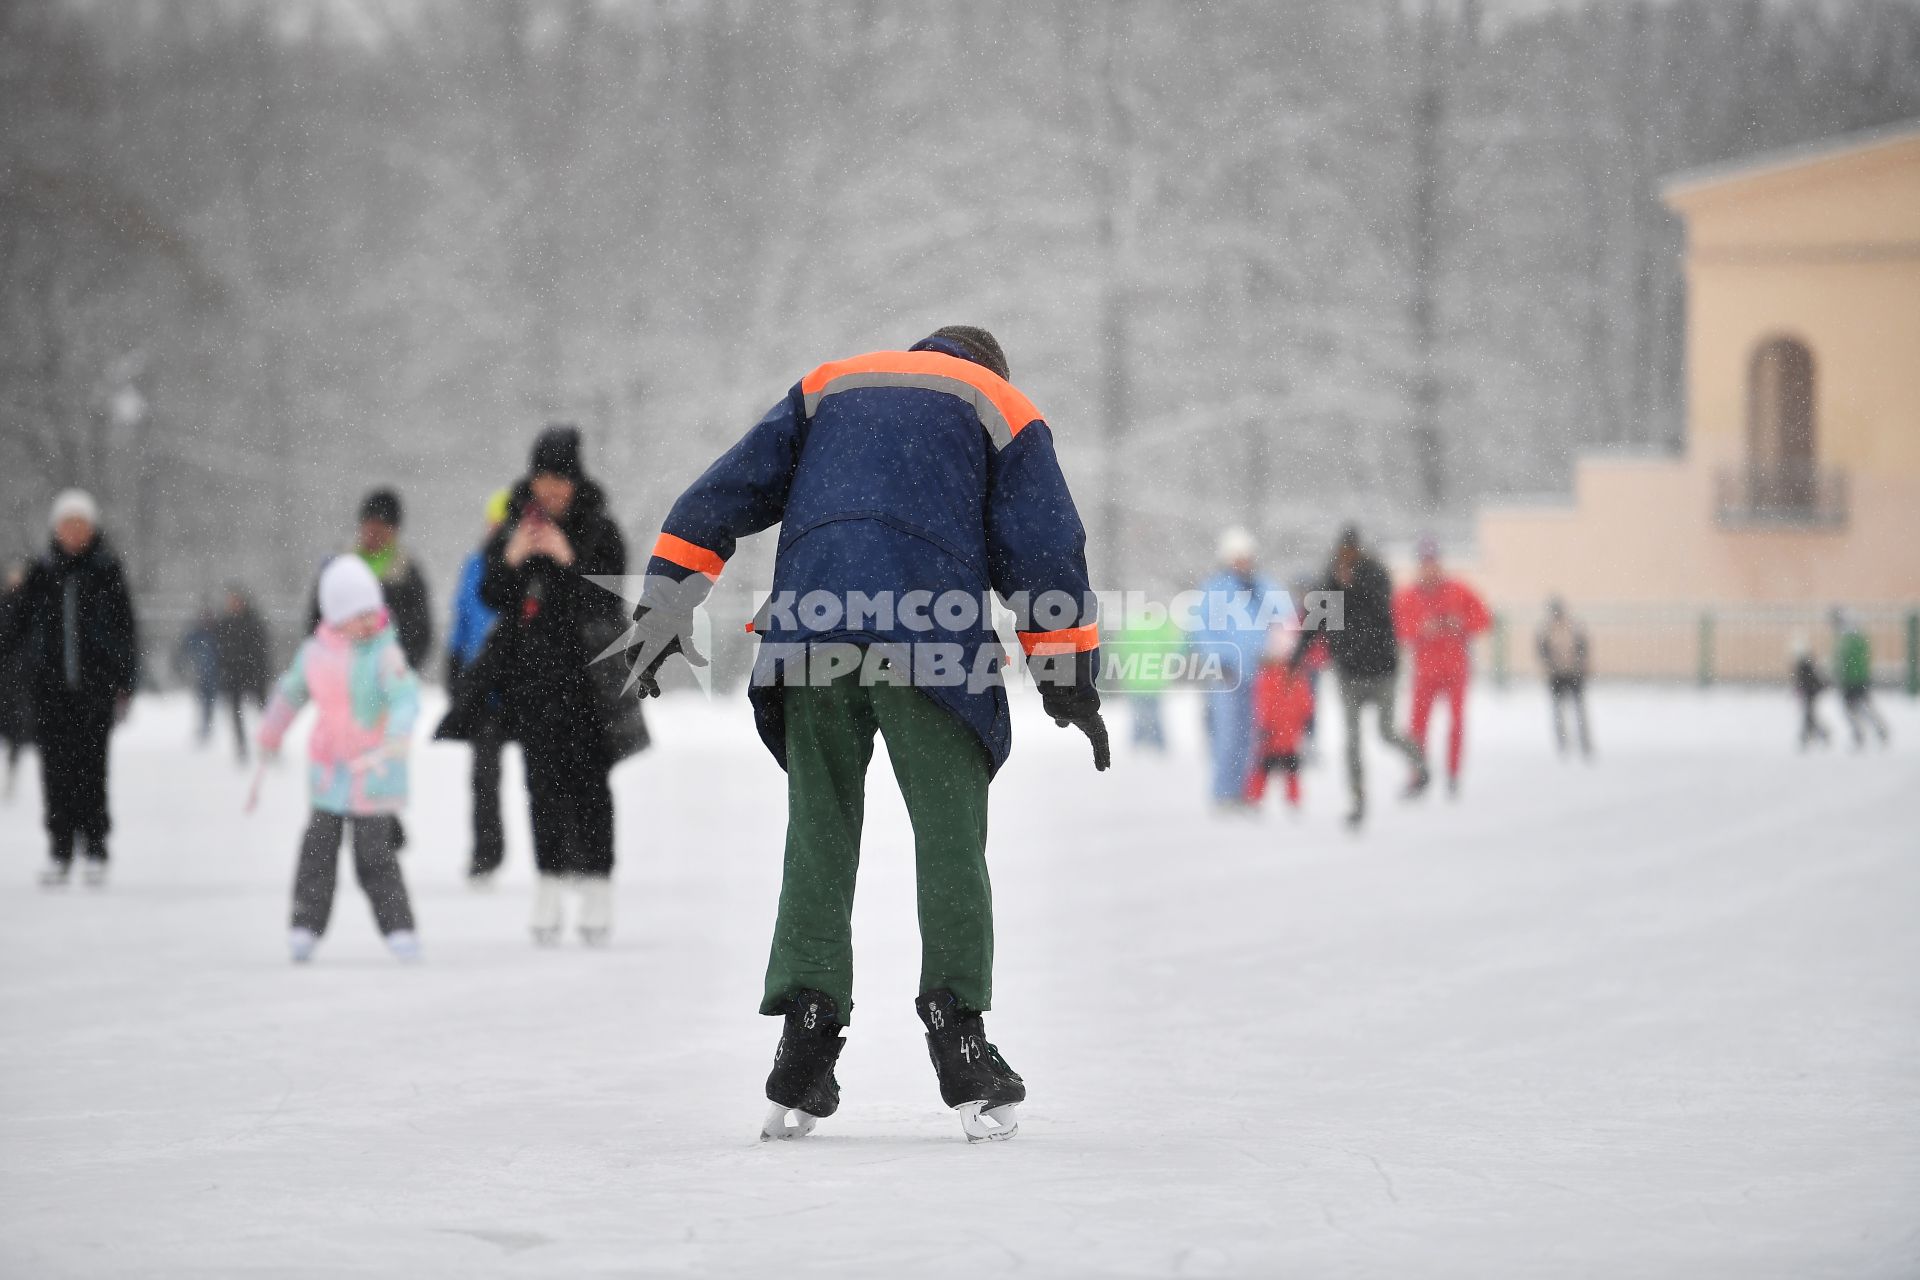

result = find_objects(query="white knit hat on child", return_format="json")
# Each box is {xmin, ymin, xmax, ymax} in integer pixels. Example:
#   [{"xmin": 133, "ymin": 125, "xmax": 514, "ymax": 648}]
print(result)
[
  {"xmin": 49, "ymin": 489, "xmax": 101, "ymax": 529},
  {"xmin": 318, "ymin": 555, "xmax": 384, "ymax": 627}
]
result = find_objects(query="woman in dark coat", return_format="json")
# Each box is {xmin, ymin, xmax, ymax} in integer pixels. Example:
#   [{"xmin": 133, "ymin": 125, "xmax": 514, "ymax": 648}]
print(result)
[
  {"xmin": 0, "ymin": 491, "xmax": 139, "ymax": 885},
  {"xmin": 478, "ymin": 426, "xmax": 629, "ymax": 945}
]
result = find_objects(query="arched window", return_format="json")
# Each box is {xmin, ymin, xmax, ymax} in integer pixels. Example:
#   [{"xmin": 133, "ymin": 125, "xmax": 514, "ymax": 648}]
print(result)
[{"xmin": 1747, "ymin": 336, "xmax": 1816, "ymax": 510}]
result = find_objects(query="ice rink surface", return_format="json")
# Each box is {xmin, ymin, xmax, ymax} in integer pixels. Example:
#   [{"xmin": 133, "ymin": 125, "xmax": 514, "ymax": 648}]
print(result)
[{"xmin": 3, "ymin": 684, "xmax": 1917, "ymax": 1278}]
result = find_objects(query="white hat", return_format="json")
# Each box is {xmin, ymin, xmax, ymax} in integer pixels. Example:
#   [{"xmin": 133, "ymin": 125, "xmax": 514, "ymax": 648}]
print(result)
[
  {"xmin": 49, "ymin": 489, "xmax": 100, "ymax": 529},
  {"xmin": 1217, "ymin": 526, "xmax": 1257, "ymax": 564},
  {"xmin": 318, "ymin": 555, "xmax": 384, "ymax": 627}
]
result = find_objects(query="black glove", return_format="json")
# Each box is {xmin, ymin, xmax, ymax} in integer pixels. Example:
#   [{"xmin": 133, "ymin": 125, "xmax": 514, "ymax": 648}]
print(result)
[{"xmin": 1040, "ymin": 682, "xmax": 1111, "ymax": 772}]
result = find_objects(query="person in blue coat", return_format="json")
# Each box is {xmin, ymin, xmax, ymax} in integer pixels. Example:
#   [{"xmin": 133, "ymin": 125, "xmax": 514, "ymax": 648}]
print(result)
[
  {"xmin": 626, "ymin": 326, "xmax": 1107, "ymax": 1142},
  {"xmin": 1193, "ymin": 527, "xmax": 1284, "ymax": 811},
  {"xmin": 446, "ymin": 489, "xmax": 509, "ymax": 883}
]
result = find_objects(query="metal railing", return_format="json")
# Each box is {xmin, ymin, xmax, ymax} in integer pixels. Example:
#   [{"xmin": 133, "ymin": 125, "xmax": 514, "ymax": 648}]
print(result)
[{"xmin": 1714, "ymin": 464, "xmax": 1848, "ymax": 528}]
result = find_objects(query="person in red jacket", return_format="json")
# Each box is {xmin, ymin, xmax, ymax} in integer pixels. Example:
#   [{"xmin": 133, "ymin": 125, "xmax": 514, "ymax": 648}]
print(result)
[
  {"xmin": 1393, "ymin": 536, "xmax": 1491, "ymax": 797},
  {"xmin": 1244, "ymin": 624, "xmax": 1318, "ymax": 810}
]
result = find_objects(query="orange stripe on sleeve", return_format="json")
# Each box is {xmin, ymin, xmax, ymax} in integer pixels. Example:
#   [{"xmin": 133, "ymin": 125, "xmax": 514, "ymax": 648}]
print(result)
[
  {"xmin": 1016, "ymin": 623, "xmax": 1101, "ymax": 656},
  {"xmin": 652, "ymin": 532, "xmax": 726, "ymax": 580}
]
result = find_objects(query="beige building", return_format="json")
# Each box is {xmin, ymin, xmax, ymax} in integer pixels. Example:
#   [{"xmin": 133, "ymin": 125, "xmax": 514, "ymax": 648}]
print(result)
[{"xmin": 1467, "ymin": 122, "xmax": 1920, "ymax": 680}]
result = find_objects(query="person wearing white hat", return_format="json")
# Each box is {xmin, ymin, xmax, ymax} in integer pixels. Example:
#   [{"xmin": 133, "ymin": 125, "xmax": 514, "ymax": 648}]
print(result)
[
  {"xmin": 0, "ymin": 490, "xmax": 139, "ymax": 886},
  {"xmin": 1192, "ymin": 526, "xmax": 1283, "ymax": 810},
  {"xmin": 256, "ymin": 555, "xmax": 423, "ymax": 964}
]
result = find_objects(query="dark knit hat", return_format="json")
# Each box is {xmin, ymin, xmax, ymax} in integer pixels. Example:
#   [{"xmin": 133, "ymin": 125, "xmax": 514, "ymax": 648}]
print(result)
[
  {"xmin": 923, "ymin": 325, "xmax": 1009, "ymax": 381},
  {"xmin": 359, "ymin": 487, "xmax": 403, "ymax": 528},
  {"xmin": 530, "ymin": 424, "xmax": 584, "ymax": 482}
]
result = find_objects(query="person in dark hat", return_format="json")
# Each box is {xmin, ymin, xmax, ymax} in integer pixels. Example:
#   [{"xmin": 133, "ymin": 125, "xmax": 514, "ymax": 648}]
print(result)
[
  {"xmin": 478, "ymin": 425, "xmax": 629, "ymax": 945},
  {"xmin": 307, "ymin": 487, "xmax": 433, "ymax": 672},
  {"xmin": 1294, "ymin": 523, "xmax": 1427, "ymax": 828}
]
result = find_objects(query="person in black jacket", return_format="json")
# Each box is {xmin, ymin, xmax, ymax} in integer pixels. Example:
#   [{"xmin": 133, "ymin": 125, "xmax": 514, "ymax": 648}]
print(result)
[
  {"xmin": 0, "ymin": 491, "xmax": 140, "ymax": 885},
  {"xmin": 308, "ymin": 489, "xmax": 434, "ymax": 674},
  {"xmin": 1788, "ymin": 633, "xmax": 1830, "ymax": 750},
  {"xmin": 0, "ymin": 560, "xmax": 37, "ymax": 796},
  {"xmin": 214, "ymin": 586, "xmax": 272, "ymax": 763},
  {"xmin": 1296, "ymin": 524, "xmax": 1427, "ymax": 827},
  {"xmin": 478, "ymin": 426, "xmax": 629, "ymax": 945}
]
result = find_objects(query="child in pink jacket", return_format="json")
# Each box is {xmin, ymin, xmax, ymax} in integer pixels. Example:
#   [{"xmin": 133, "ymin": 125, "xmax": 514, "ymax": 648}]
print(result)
[{"xmin": 258, "ymin": 556, "xmax": 421, "ymax": 964}]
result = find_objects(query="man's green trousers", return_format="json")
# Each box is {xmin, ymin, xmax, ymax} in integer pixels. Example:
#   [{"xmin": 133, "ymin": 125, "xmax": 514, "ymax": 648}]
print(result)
[{"xmin": 761, "ymin": 674, "xmax": 993, "ymax": 1022}]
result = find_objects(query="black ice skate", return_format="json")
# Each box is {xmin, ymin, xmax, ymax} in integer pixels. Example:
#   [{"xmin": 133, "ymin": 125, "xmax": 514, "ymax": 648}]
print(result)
[
  {"xmin": 759, "ymin": 990, "xmax": 845, "ymax": 1141},
  {"xmin": 916, "ymin": 988, "xmax": 1025, "ymax": 1142}
]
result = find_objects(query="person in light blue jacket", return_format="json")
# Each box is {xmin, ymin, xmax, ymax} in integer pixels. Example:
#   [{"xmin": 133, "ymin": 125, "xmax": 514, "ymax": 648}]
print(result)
[
  {"xmin": 1193, "ymin": 527, "xmax": 1285, "ymax": 810},
  {"xmin": 447, "ymin": 489, "xmax": 509, "ymax": 883}
]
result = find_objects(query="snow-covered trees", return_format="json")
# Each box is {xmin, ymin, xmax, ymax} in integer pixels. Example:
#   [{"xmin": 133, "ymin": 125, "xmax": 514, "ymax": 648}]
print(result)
[{"xmin": 4, "ymin": 0, "xmax": 1918, "ymax": 596}]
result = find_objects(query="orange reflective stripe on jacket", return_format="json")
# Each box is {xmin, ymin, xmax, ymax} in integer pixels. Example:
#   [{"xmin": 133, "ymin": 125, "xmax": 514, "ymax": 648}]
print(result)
[
  {"xmin": 800, "ymin": 350, "xmax": 1044, "ymax": 450},
  {"xmin": 652, "ymin": 532, "xmax": 725, "ymax": 580},
  {"xmin": 1016, "ymin": 623, "xmax": 1101, "ymax": 656}
]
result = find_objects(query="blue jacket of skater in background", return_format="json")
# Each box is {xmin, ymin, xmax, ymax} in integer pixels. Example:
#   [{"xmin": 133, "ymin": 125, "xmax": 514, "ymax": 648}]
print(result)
[
  {"xmin": 1193, "ymin": 527, "xmax": 1284, "ymax": 809},
  {"xmin": 447, "ymin": 549, "xmax": 500, "ymax": 675},
  {"xmin": 447, "ymin": 488, "xmax": 512, "ymax": 682}
]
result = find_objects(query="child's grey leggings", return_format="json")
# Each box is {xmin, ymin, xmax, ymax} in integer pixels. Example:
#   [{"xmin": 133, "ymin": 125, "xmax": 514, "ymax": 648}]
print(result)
[{"xmin": 292, "ymin": 812, "xmax": 415, "ymax": 937}]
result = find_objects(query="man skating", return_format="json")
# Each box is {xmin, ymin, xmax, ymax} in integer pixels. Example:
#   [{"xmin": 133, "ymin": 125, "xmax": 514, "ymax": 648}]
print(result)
[
  {"xmin": 1539, "ymin": 596, "xmax": 1595, "ymax": 759},
  {"xmin": 308, "ymin": 488, "xmax": 434, "ymax": 674},
  {"xmin": 213, "ymin": 586, "xmax": 271, "ymax": 763},
  {"xmin": 1831, "ymin": 609, "xmax": 1890, "ymax": 750},
  {"xmin": 1296, "ymin": 525, "xmax": 1426, "ymax": 828},
  {"xmin": 1789, "ymin": 634, "xmax": 1830, "ymax": 751},
  {"xmin": 1393, "ymin": 536, "xmax": 1491, "ymax": 797},
  {"xmin": 628, "ymin": 326, "xmax": 1108, "ymax": 1142}
]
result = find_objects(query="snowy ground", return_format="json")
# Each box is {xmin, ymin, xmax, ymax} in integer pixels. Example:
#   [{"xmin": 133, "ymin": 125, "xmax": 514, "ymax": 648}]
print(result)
[{"xmin": 2, "ymin": 683, "xmax": 1917, "ymax": 1279}]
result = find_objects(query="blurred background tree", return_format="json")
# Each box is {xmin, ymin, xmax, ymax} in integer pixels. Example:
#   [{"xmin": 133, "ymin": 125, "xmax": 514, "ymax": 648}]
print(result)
[{"xmin": 3, "ymin": 0, "xmax": 1917, "ymax": 601}]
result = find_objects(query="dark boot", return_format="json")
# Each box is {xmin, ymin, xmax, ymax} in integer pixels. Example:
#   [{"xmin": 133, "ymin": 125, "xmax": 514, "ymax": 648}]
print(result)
[
  {"xmin": 916, "ymin": 988, "xmax": 1025, "ymax": 1111},
  {"xmin": 763, "ymin": 990, "xmax": 846, "ymax": 1135}
]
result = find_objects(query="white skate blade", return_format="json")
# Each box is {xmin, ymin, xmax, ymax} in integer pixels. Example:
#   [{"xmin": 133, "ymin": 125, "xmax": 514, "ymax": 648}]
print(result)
[
  {"xmin": 759, "ymin": 1102, "xmax": 819, "ymax": 1141},
  {"xmin": 957, "ymin": 1101, "xmax": 1019, "ymax": 1142}
]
